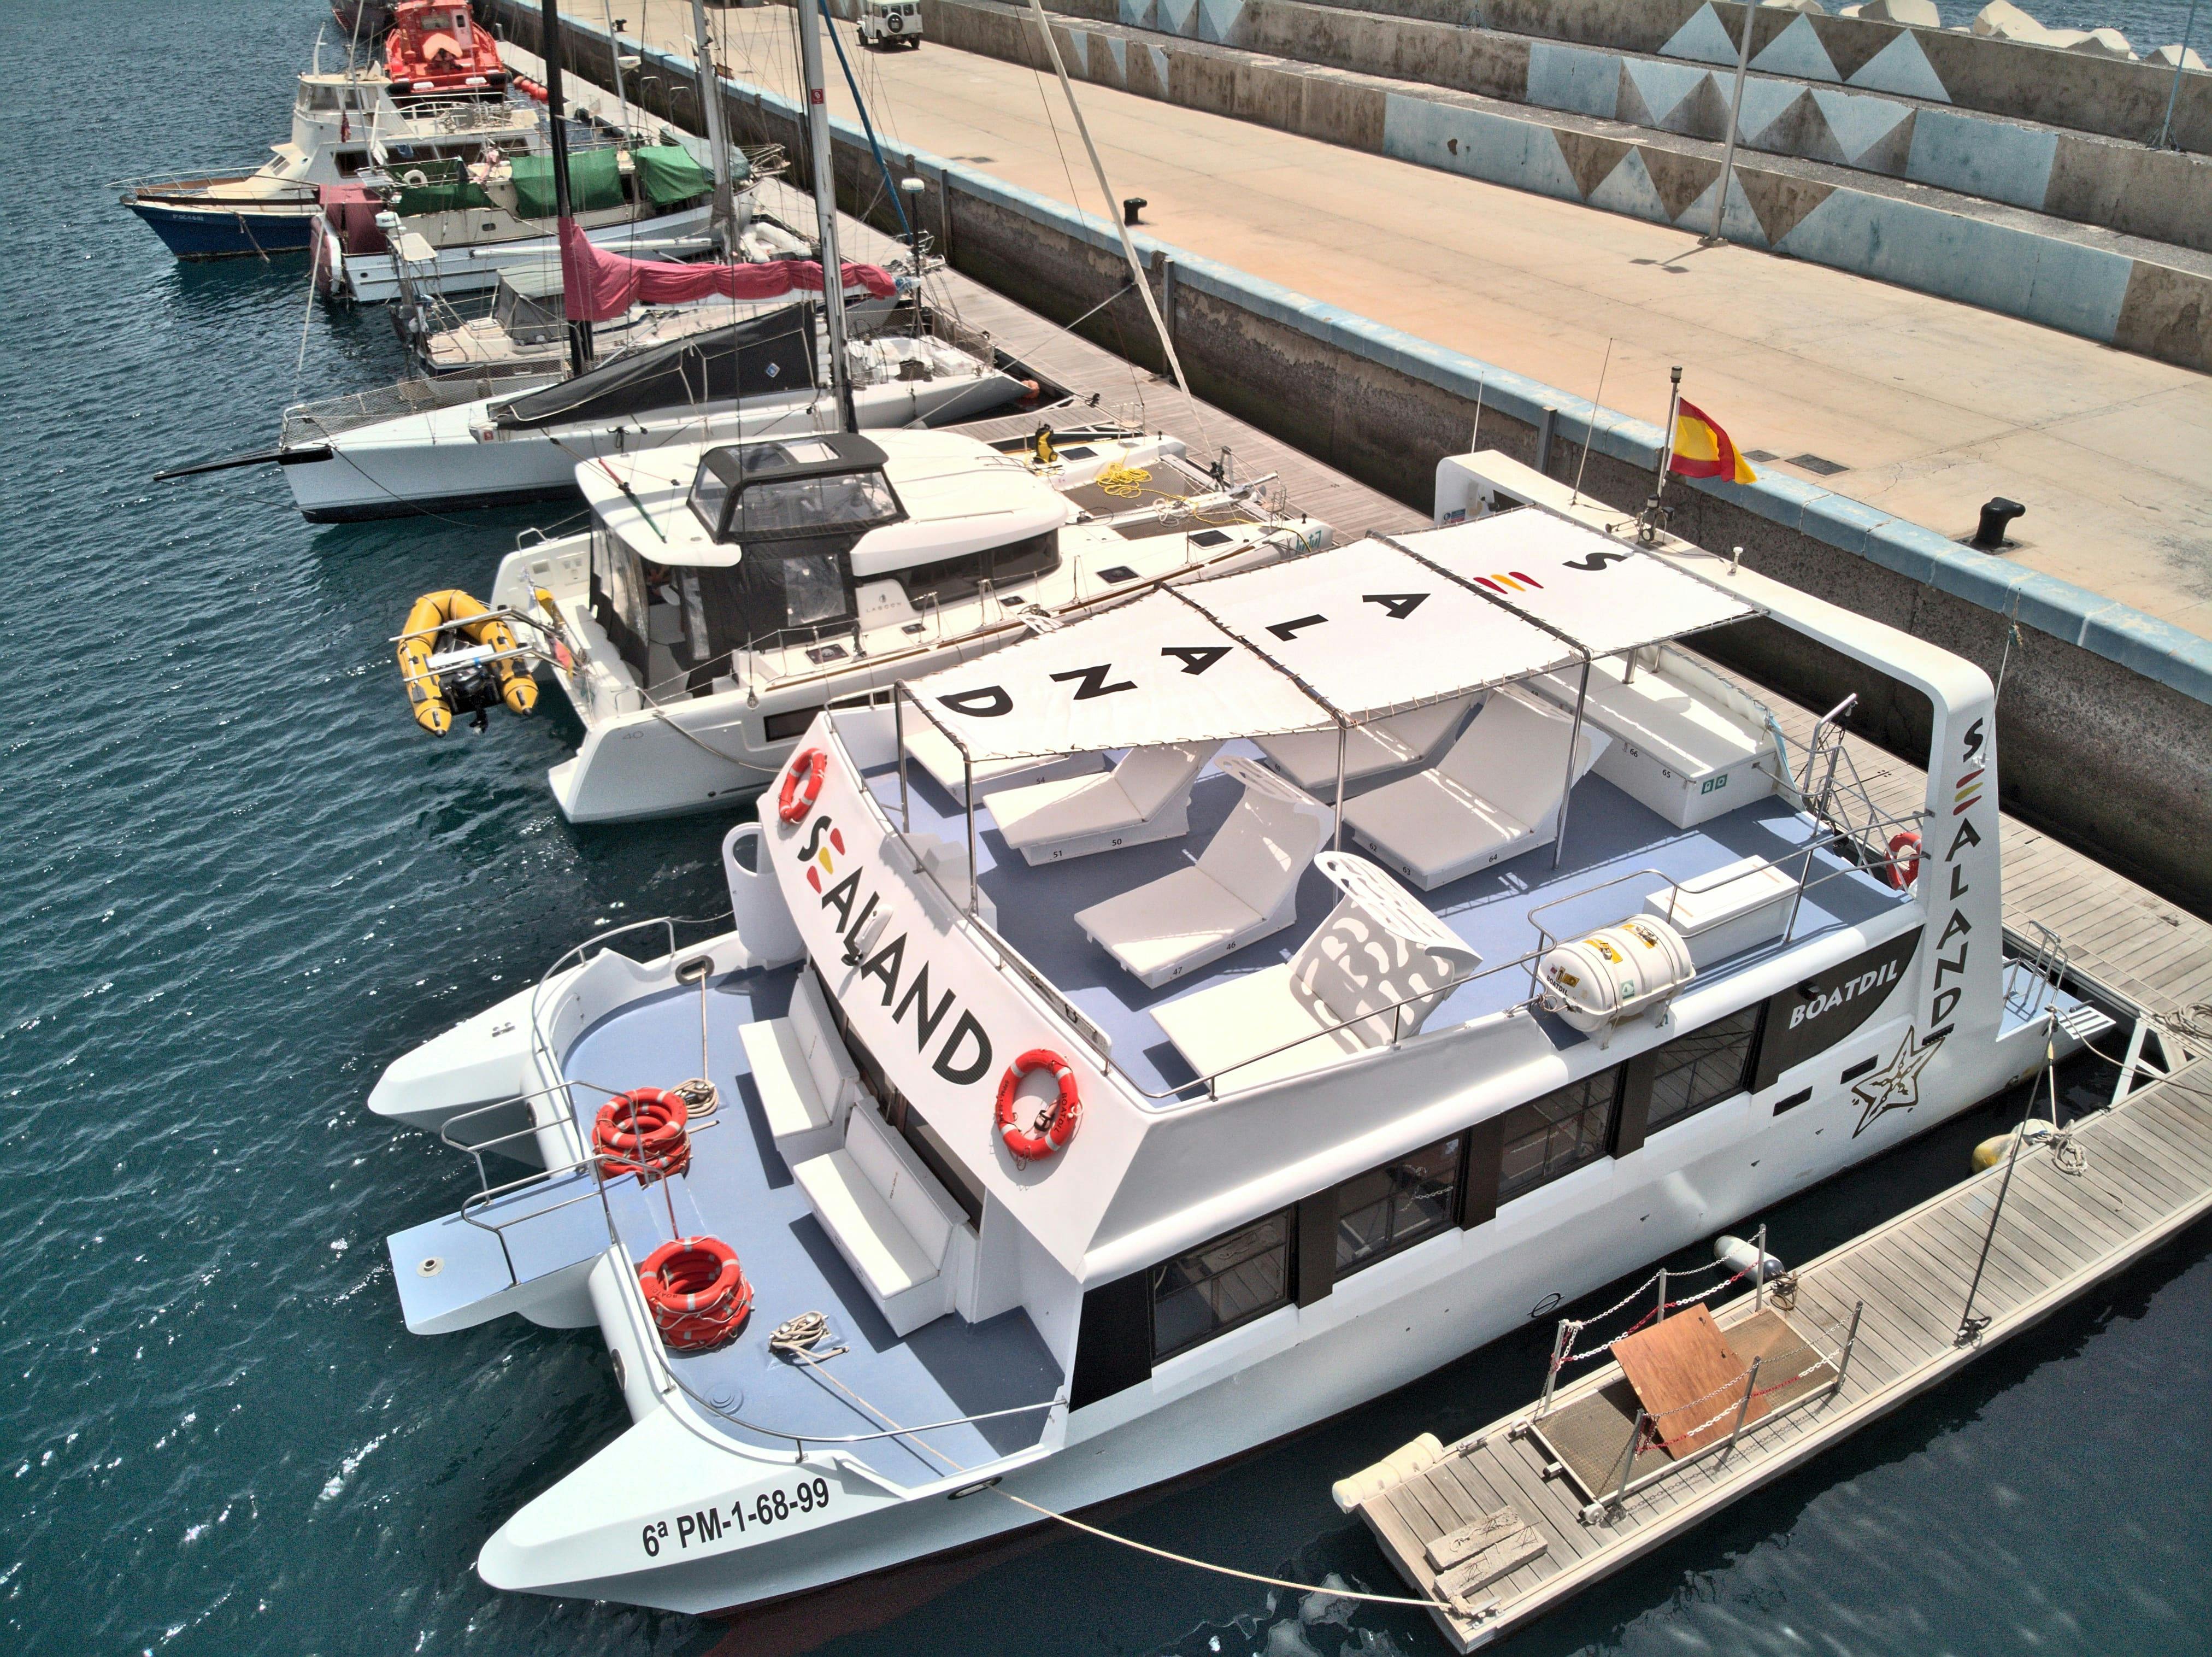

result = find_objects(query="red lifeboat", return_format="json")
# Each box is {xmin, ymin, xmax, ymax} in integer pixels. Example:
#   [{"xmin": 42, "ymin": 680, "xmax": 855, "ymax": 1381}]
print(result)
[{"xmin": 385, "ymin": 0, "xmax": 509, "ymax": 100}]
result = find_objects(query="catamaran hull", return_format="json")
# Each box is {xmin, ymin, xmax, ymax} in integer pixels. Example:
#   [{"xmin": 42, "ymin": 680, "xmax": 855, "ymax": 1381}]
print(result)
[
  {"xmin": 284, "ymin": 369, "xmax": 1027, "ymax": 521},
  {"xmin": 319, "ymin": 203, "xmax": 719, "ymax": 304},
  {"xmin": 475, "ymin": 1008, "xmax": 2048, "ymax": 1614},
  {"xmin": 126, "ymin": 198, "xmax": 320, "ymax": 259}
]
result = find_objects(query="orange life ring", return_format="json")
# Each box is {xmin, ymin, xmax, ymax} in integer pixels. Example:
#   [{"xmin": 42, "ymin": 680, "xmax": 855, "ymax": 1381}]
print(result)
[
  {"xmin": 593, "ymin": 1086, "xmax": 691, "ymax": 1182},
  {"xmin": 779, "ymin": 746, "xmax": 829, "ymax": 825},
  {"xmin": 996, "ymin": 1049, "xmax": 1080, "ymax": 1163},
  {"xmin": 1885, "ymin": 830, "xmax": 1922, "ymax": 891},
  {"xmin": 638, "ymin": 1236, "xmax": 752, "ymax": 1350}
]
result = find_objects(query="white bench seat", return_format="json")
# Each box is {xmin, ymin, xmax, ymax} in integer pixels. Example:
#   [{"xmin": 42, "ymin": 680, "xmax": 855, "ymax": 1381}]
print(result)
[
  {"xmin": 736, "ymin": 970, "xmax": 861, "ymax": 1167},
  {"xmin": 791, "ymin": 1106, "xmax": 967, "ymax": 1337},
  {"xmin": 1528, "ymin": 650, "xmax": 1776, "ymax": 828},
  {"xmin": 1644, "ymin": 854, "xmax": 1798, "ymax": 967}
]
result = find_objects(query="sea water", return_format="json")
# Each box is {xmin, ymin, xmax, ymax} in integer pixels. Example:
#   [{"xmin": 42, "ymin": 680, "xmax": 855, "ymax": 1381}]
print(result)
[{"xmin": 0, "ymin": 3, "xmax": 2205, "ymax": 1654}]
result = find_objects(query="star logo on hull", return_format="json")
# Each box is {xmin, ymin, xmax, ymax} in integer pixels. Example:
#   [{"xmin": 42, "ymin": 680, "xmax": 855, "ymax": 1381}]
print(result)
[{"xmin": 1851, "ymin": 1026, "xmax": 1944, "ymax": 1137}]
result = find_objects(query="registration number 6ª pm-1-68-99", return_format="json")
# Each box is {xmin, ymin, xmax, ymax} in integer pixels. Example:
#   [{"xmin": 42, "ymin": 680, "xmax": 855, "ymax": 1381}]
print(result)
[{"xmin": 641, "ymin": 1477, "xmax": 833, "ymax": 1557}]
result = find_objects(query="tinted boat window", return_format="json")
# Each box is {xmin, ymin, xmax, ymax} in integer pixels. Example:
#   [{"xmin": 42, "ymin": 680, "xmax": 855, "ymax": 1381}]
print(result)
[
  {"xmin": 1333, "ymin": 1133, "xmax": 1463, "ymax": 1276},
  {"xmin": 1151, "ymin": 1212, "xmax": 1292, "ymax": 1361},
  {"xmin": 1645, "ymin": 1004, "xmax": 1761, "ymax": 1135},
  {"xmin": 734, "ymin": 471, "xmax": 898, "ymax": 539},
  {"xmin": 1497, "ymin": 1067, "xmax": 1622, "ymax": 1202}
]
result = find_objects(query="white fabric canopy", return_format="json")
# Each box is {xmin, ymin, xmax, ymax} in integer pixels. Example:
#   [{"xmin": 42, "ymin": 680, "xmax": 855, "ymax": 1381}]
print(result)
[
  {"xmin": 1398, "ymin": 513, "xmax": 1756, "ymax": 656},
  {"xmin": 905, "ymin": 589, "xmax": 1330, "ymax": 763},
  {"xmin": 1179, "ymin": 543, "xmax": 1576, "ymax": 721}
]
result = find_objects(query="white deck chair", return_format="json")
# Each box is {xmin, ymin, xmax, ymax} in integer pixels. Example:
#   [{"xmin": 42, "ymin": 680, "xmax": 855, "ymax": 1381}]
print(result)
[
  {"xmin": 1343, "ymin": 686, "xmax": 1611, "ymax": 890},
  {"xmin": 1254, "ymin": 694, "xmax": 1480, "ymax": 795},
  {"xmin": 1073, "ymin": 756, "xmax": 1334, "ymax": 989},
  {"xmin": 1151, "ymin": 851, "xmax": 1480, "ymax": 1092},
  {"xmin": 983, "ymin": 741, "xmax": 1222, "ymax": 865},
  {"xmin": 902, "ymin": 716, "xmax": 1103, "ymax": 807}
]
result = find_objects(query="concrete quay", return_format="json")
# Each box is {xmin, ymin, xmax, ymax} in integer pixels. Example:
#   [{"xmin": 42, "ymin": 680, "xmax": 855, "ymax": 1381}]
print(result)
[{"xmin": 488, "ymin": 1, "xmax": 2212, "ymax": 913}]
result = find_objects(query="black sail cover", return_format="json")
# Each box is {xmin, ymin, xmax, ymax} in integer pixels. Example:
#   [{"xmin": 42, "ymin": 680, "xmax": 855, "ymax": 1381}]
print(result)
[{"xmin": 490, "ymin": 304, "xmax": 818, "ymax": 431}]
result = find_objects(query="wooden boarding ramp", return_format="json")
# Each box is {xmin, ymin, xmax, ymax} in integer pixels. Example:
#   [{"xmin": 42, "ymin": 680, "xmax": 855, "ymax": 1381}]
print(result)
[{"xmin": 1341, "ymin": 1059, "xmax": 2212, "ymax": 1651}]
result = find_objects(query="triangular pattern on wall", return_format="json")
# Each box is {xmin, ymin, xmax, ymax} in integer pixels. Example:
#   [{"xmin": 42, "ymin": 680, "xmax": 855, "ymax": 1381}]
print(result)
[
  {"xmin": 1620, "ymin": 57, "xmax": 1715, "ymax": 128},
  {"xmin": 1677, "ymin": 169, "xmax": 1770, "ymax": 244},
  {"xmin": 1810, "ymin": 89, "xmax": 1915, "ymax": 163},
  {"xmin": 1586, "ymin": 147, "xmax": 1674, "ymax": 223},
  {"xmin": 1555, "ymin": 128, "xmax": 1638, "ymax": 199},
  {"xmin": 1104, "ymin": 33, "xmax": 1129, "ymax": 84},
  {"xmin": 1739, "ymin": 168, "xmax": 1836, "ymax": 244},
  {"xmin": 1155, "ymin": 0, "xmax": 1198, "ymax": 38},
  {"xmin": 1732, "ymin": 79, "xmax": 1809, "ymax": 145},
  {"xmin": 1811, "ymin": 16, "xmax": 1893, "ymax": 80},
  {"xmin": 1658, "ymin": 3, "xmax": 1744, "ymax": 67},
  {"xmin": 1846, "ymin": 31, "xmax": 1951, "ymax": 102},
  {"xmin": 1751, "ymin": 15, "xmax": 1842, "ymax": 82},
  {"xmin": 1848, "ymin": 104, "xmax": 1916, "ymax": 174},
  {"xmin": 1196, "ymin": 0, "xmax": 1244, "ymax": 45},
  {"xmin": 1642, "ymin": 145, "xmax": 1721, "ymax": 221}
]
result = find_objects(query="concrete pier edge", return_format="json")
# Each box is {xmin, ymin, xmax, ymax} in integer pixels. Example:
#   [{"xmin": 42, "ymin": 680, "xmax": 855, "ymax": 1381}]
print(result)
[{"xmin": 490, "ymin": 2, "xmax": 2212, "ymax": 913}]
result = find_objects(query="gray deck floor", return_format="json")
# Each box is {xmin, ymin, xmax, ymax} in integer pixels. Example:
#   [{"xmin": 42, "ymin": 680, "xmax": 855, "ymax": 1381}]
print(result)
[{"xmin": 1355, "ymin": 1057, "xmax": 2212, "ymax": 1650}]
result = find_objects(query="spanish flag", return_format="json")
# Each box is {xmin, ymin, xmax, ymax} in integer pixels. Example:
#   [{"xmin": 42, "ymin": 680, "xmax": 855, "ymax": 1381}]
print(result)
[{"xmin": 1668, "ymin": 400, "xmax": 1756, "ymax": 485}]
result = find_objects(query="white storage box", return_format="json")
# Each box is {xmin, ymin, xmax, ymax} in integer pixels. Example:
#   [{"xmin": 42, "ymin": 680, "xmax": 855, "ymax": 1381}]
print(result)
[
  {"xmin": 1531, "ymin": 650, "xmax": 1776, "ymax": 829},
  {"xmin": 1643, "ymin": 855, "xmax": 1798, "ymax": 967}
]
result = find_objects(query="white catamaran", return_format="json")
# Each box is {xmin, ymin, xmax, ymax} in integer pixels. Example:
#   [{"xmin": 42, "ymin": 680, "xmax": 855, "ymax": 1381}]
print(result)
[{"xmin": 367, "ymin": 448, "xmax": 2108, "ymax": 1617}]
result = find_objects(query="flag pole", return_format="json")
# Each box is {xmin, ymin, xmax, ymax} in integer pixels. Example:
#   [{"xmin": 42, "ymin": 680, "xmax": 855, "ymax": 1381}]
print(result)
[{"xmin": 1642, "ymin": 365, "xmax": 1682, "ymax": 545}]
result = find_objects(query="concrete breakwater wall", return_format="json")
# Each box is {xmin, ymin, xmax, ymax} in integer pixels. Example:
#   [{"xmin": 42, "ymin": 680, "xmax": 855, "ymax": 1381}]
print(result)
[
  {"xmin": 1084, "ymin": 0, "xmax": 2212, "ymax": 256},
  {"xmin": 921, "ymin": 0, "xmax": 2212, "ymax": 374},
  {"xmin": 486, "ymin": 1, "xmax": 2212, "ymax": 916}
]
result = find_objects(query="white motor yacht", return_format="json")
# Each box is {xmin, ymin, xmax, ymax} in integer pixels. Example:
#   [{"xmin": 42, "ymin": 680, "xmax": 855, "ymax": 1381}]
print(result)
[
  {"xmin": 430, "ymin": 421, "xmax": 1329, "ymax": 818},
  {"xmin": 368, "ymin": 448, "xmax": 2105, "ymax": 1617}
]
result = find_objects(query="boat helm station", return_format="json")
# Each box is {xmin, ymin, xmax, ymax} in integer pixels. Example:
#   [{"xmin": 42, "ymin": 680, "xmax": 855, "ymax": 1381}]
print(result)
[{"xmin": 370, "ymin": 452, "xmax": 2099, "ymax": 1616}]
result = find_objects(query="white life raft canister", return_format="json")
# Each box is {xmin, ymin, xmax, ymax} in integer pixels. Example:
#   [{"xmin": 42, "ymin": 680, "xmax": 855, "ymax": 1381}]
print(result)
[{"xmin": 1539, "ymin": 915, "xmax": 1696, "ymax": 1033}]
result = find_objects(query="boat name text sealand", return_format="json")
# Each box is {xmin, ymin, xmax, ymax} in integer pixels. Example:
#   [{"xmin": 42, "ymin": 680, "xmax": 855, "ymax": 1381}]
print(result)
[{"xmin": 640, "ymin": 1473, "xmax": 833, "ymax": 1559}]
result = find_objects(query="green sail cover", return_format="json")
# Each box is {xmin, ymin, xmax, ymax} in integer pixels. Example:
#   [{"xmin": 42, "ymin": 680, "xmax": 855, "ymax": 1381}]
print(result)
[
  {"xmin": 391, "ymin": 157, "xmax": 491, "ymax": 219},
  {"xmin": 631, "ymin": 144, "xmax": 716, "ymax": 206},
  {"xmin": 508, "ymin": 147, "xmax": 627, "ymax": 221}
]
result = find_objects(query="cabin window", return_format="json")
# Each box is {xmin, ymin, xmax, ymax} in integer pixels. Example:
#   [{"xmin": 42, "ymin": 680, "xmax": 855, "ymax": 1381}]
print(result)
[
  {"xmin": 732, "ymin": 471, "xmax": 899, "ymax": 540},
  {"xmin": 895, "ymin": 528, "xmax": 1063, "ymax": 610},
  {"xmin": 1644, "ymin": 1004, "xmax": 1762, "ymax": 1135},
  {"xmin": 1151, "ymin": 1211, "xmax": 1293, "ymax": 1361},
  {"xmin": 1332, "ymin": 1133, "xmax": 1464, "ymax": 1277},
  {"xmin": 1498, "ymin": 1067, "xmax": 1623, "ymax": 1203}
]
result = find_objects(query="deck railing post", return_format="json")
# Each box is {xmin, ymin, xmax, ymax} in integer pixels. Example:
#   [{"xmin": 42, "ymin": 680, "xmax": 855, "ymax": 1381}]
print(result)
[
  {"xmin": 1610, "ymin": 1411, "xmax": 1648, "ymax": 1509},
  {"xmin": 1722, "ymin": 1356, "xmax": 1762, "ymax": 1462},
  {"xmin": 1539, "ymin": 1318, "xmax": 1576, "ymax": 1417},
  {"xmin": 1755, "ymin": 1224, "xmax": 1768, "ymax": 1312},
  {"xmin": 1656, "ymin": 1268, "xmax": 1668, "ymax": 1323},
  {"xmin": 1833, "ymin": 1300, "xmax": 1864, "ymax": 1394}
]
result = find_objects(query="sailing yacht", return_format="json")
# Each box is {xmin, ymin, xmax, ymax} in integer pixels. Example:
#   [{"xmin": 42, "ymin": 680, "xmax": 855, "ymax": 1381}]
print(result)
[{"xmin": 367, "ymin": 445, "xmax": 2106, "ymax": 1615}]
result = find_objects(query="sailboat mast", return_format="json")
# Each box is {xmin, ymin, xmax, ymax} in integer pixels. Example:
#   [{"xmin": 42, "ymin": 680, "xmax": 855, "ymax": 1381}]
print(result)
[
  {"xmin": 795, "ymin": 0, "xmax": 855, "ymax": 432},
  {"xmin": 689, "ymin": 0, "xmax": 740, "ymax": 254},
  {"xmin": 539, "ymin": 0, "xmax": 593, "ymax": 376}
]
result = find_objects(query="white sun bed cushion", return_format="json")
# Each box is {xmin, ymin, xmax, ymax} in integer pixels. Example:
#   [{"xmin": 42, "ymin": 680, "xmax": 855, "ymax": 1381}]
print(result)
[
  {"xmin": 1074, "ymin": 757, "xmax": 1334, "ymax": 988},
  {"xmin": 984, "ymin": 741, "xmax": 1221, "ymax": 865},
  {"xmin": 903, "ymin": 716, "xmax": 1102, "ymax": 806},
  {"xmin": 1151, "ymin": 852, "xmax": 1479, "ymax": 1091},
  {"xmin": 1345, "ymin": 687, "xmax": 1609, "ymax": 891},
  {"xmin": 736, "ymin": 969, "xmax": 862, "ymax": 1166},
  {"xmin": 1254, "ymin": 694, "xmax": 1479, "ymax": 795},
  {"xmin": 791, "ymin": 1106, "xmax": 965, "ymax": 1337}
]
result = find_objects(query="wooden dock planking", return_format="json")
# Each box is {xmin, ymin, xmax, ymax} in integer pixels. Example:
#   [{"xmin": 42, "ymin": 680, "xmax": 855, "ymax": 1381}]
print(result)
[{"xmin": 1353, "ymin": 1060, "xmax": 2212, "ymax": 1652}]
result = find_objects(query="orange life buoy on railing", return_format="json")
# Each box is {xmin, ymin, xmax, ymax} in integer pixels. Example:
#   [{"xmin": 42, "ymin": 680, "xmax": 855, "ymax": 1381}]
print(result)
[
  {"xmin": 593, "ymin": 1086, "xmax": 691, "ymax": 1183},
  {"xmin": 778, "ymin": 747, "xmax": 829, "ymax": 825},
  {"xmin": 638, "ymin": 1236, "xmax": 752, "ymax": 1350},
  {"xmin": 996, "ymin": 1049, "xmax": 1081, "ymax": 1163},
  {"xmin": 1885, "ymin": 831, "xmax": 1922, "ymax": 891}
]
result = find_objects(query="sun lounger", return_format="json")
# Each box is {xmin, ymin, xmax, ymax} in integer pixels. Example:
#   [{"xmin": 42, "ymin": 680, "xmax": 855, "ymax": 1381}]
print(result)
[
  {"xmin": 983, "ymin": 741, "xmax": 1222, "ymax": 865},
  {"xmin": 1254, "ymin": 694, "xmax": 1479, "ymax": 795},
  {"xmin": 1074, "ymin": 756, "xmax": 1334, "ymax": 988},
  {"xmin": 1151, "ymin": 851, "xmax": 1480, "ymax": 1091},
  {"xmin": 1344, "ymin": 686, "xmax": 1609, "ymax": 890}
]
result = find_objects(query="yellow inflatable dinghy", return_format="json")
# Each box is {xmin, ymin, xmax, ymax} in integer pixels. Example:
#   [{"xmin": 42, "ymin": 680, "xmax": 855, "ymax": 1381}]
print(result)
[{"xmin": 397, "ymin": 590, "xmax": 537, "ymax": 736}]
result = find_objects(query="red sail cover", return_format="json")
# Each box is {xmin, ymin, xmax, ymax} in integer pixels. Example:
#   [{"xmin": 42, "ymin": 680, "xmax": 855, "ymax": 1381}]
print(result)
[{"xmin": 558, "ymin": 219, "xmax": 895, "ymax": 323}]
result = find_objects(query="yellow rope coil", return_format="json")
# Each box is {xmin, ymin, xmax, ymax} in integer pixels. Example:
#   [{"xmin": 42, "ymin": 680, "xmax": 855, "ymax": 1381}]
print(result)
[{"xmin": 1094, "ymin": 460, "xmax": 1151, "ymax": 498}]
